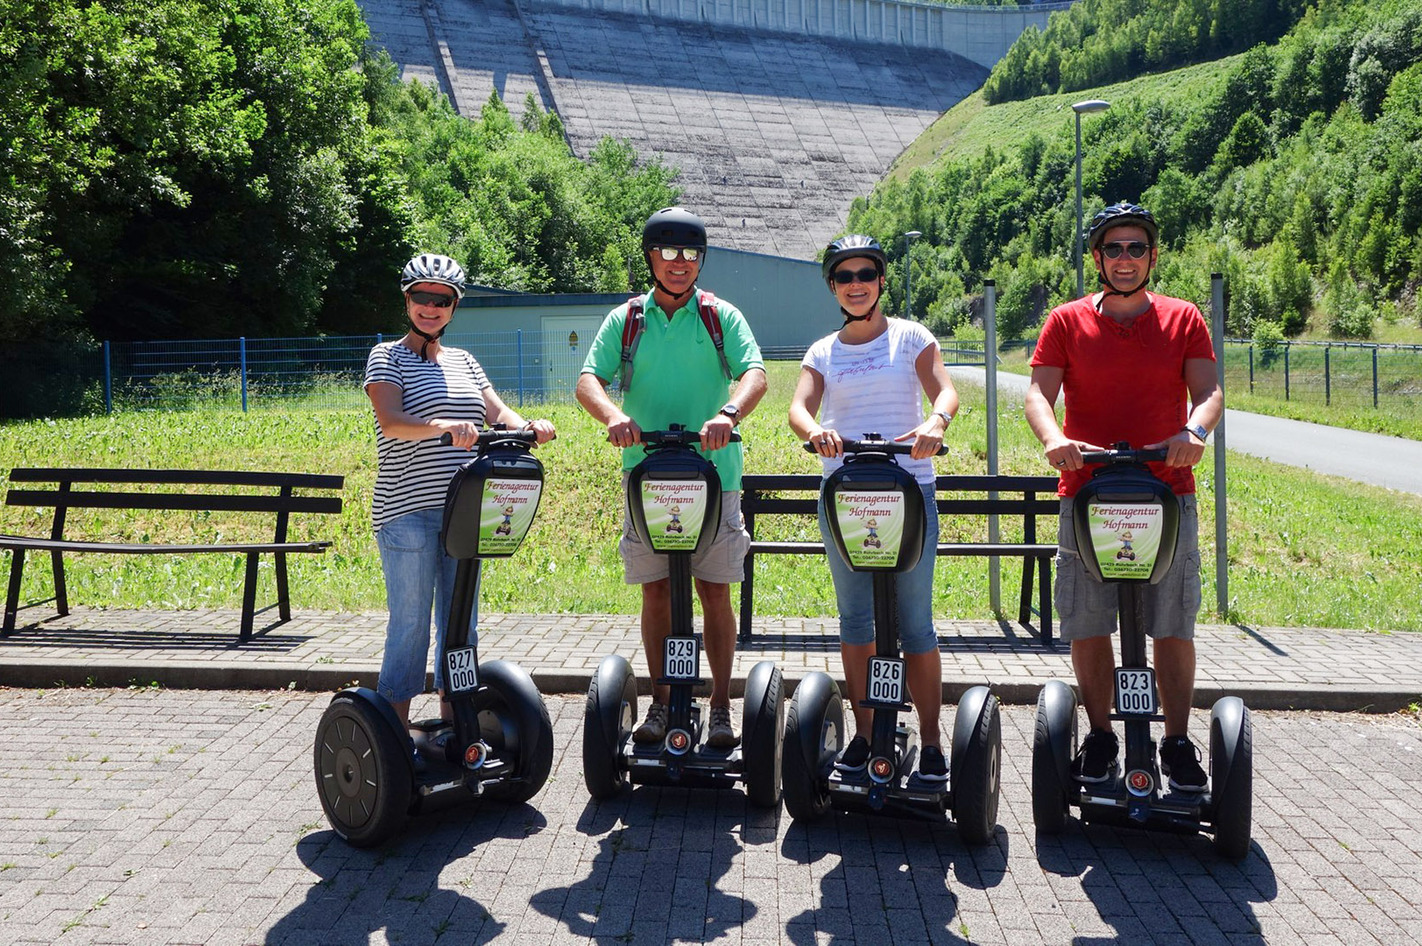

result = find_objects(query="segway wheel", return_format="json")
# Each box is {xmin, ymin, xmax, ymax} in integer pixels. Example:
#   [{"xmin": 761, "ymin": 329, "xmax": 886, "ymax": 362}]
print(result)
[
  {"xmin": 741, "ymin": 661, "xmax": 785, "ymax": 809},
  {"xmin": 1032, "ymin": 680, "xmax": 1077, "ymax": 835},
  {"xmin": 1209, "ymin": 697, "xmax": 1253, "ymax": 861},
  {"xmin": 583, "ymin": 655, "xmax": 637, "ymax": 800},
  {"xmin": 950, "ymin": 686, "xmax": 1001, "ymax": 846},
  {"xmin": 314, "ymin": 694, "xmax": 412, "ymax": 847},
  {"xmin": 473, "ymin": 660, "xmax": 554, "ymax": 804},
  {"xmin": 781, "ymin": 672, "xmax": 843, "ymax": 822}
]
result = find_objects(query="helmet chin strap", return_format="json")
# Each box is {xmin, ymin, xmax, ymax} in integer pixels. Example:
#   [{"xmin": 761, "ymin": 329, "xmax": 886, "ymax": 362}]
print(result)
[
  {"xmin": 1094, "ymin": 262, "xmax": 1155, "ymax": 312},
  {"xmin": 839, "ymin": 283, "xmax": 882, "ymax": 327},
  {"xmin": 408, "ymin": 321, "xmax": 445, "ymax": 361}
]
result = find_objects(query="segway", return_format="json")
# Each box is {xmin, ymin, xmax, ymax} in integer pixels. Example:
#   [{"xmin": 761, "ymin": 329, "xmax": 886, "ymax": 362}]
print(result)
[
  {"xmin": 583, "ymin": 426, "xmax": 784, "ymax": 808},
  {"xmin": 780, "ymin": 436, "xmax": 1001, "ymax": 843},
  {"xmin": 314, "ymin": 428, "xmax": 555, "ymax": 847},
  {"xmin": 1032, "ymin": 444, "xmax": 1252, "ymax": 860}
]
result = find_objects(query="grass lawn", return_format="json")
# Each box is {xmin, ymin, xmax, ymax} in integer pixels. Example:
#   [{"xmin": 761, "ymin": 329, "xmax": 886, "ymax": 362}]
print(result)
[{"xmin": 2, "ymin": 361, "xmax": 1421, "ymax": 631}]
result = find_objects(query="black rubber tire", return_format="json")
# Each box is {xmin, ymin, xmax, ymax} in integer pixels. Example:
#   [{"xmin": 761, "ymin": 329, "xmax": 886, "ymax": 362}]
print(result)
[
  {"xmin": 1032, "ymin": 681, "xmax": 1077, "ymax": 835},
  {"xmin": 1210, "ymin": 697, "xmax": 1253, "ymax": 862},
  {"xmin": 314, "ymin": 694, "xmax": 412, "ymax": 847},
  {"xmin": 781, "ymin": 672, "xmax": 843, "ymax": 823},
  {"xmin": 472, "ymin": 659, "xmax": 554, "ymax": 804},
  {"xmin": 583, "ymin": 655, "xmax": 637, "ymax": 800},
  {"xmin": 741, "ymin": 660, "xmax": 785, "ymax": 809},
  {"xmin": 951, "ymin": 687, "xmax": 1002, "ymax": 846}
]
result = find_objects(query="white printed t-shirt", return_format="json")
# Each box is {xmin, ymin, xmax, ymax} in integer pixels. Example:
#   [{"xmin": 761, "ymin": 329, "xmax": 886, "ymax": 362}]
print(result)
[{"xmin": 802, "ymin": 318, "xmax": 939, "ymax": 485}]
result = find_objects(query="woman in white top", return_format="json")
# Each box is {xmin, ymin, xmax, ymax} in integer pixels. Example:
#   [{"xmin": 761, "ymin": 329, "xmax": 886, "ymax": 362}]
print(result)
[
  {"xmin": 364, "ymin": 253, "xmax": 555, "ymax": 747},
  {"xmin": 788, "ymin": 234, "xmax": 959, "ymax": 782}
]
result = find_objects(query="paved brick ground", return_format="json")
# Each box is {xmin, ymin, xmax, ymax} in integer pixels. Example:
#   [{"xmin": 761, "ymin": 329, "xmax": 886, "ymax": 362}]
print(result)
[
  {"xmin": 2, "ymin": 607, "xmax": 1420, "ymax": 713},
  {"xmin": 1, "ymin": 686, "xmax": 1419, "ymax": 945}
]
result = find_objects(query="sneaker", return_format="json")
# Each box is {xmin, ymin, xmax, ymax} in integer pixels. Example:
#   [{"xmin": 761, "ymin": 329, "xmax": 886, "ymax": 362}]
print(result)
[
  {"xmin": 917, "ymin": 744, "xmax": 949, "ymax": 783},
  {"xmin": 632, "ymin": 702, "xmax": 668, "ymax": 744},
  {"xmin": 1073, "ymin": 728, "xmax": 1119, "ymax": 784},
  {"xmin": 1159, "ymin": 735, "xmax": 1208, "ymax": 792},
  {"xmin": 835, "ymin": 735, "xmax": 870, "ymax": 773},
  {"xmin": 706, "ymin": 705, "xmax": 739, "ymax": 749}
]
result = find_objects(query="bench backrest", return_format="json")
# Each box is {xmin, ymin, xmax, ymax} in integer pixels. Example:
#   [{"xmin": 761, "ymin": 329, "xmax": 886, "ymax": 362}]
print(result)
[
  {"xmin": 4, "ymin": 468, "xmax": 344, "ymax": 519},
  {"xmin": 741, "ymin": 473, "xmax": 1059, "ymax": 537}
]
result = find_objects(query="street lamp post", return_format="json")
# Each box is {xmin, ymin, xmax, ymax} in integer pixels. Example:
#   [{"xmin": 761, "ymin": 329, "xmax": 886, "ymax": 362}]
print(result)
[
  {"xmin": 903, "ymin": 230, "xmax": 922, "ymax": 318},
  {"xmin": 1072, "ymin": 100, "xmax": 1110, "ymax": 297}
]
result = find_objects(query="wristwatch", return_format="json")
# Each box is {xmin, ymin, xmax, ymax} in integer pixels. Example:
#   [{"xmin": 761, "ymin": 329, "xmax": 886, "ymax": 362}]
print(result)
[
  {"xmin": 1183, "ymin": 423, "xmax": 1209, "ymax": 443},
  {"xmin": 932, "ymin": 410, "xmax": 953, "ymax": 429},
  {"xmin": 718, "ymin": 403, "xmax": 741, "ymax": 425}
]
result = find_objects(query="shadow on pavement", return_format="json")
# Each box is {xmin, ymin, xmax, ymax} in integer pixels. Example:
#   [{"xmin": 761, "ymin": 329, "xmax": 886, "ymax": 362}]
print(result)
[
  {"xmin": 265, "ymin": 801, "xmax": 550, "ymax": 945},
  {"xmin": 1035, "ymin": 825, "xmax": 1278, "ymax": 942}
]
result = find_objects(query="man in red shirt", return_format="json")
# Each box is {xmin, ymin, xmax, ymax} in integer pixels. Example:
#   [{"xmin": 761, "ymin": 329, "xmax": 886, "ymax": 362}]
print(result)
[{"xmin": 1025, "ymin": 202, "xmax": 1224, "ymax": 791}]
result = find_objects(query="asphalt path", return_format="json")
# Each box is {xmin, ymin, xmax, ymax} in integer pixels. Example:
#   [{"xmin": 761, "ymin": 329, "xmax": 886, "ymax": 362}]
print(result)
[{"xmin": 949, "ymin": 366, "xmax": 1422, "ymax": 495}]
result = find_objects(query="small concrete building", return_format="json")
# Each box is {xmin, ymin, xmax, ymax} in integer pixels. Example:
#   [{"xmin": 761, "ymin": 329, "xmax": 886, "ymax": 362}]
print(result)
[{"xmin": 447, "ymin": 246, "xmax": 835, "ymax": 401}]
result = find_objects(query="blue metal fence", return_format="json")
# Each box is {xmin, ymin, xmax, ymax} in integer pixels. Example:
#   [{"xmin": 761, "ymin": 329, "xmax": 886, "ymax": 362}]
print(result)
[{"xmin": 77, "ymin": 334, "xmax": 1422, "ymax": 414}]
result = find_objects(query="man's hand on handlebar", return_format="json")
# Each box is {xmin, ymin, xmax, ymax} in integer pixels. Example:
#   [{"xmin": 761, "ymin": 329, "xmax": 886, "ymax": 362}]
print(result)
[
  {"xmin": 604, "ymin": 413, "xmax": 643, "ymax": 449},
  {"xmin": 1043, "ymin": 438, "xmax": 1102, "ymax": 472},
  {"xmin": 698, "ymin": 413, "xmax": 736, "ymax": 452},
  {"xmin": 1146, "ymin": 429, "xmax": 1206, "ymax": 468}
]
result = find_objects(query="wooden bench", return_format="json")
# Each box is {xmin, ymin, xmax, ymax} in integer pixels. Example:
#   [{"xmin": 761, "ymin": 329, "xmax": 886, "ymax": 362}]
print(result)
[
  {"xmin": 739, "ymin": 473, "xmax": 1061, "ymax": 644},
  {"xmin": 1, "ymin": 468, "xmax": 344, "ymax": 641}
]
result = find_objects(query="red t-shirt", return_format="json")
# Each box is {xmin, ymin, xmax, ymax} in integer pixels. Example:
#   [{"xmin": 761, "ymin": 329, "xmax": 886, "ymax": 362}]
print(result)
[{"xmin": 1031, "ymin": 294, "xmax": 1215, "ymax": 497}]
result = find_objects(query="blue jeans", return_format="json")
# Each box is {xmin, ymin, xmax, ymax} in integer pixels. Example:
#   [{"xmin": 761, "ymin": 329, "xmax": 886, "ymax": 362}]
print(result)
[
  {"xmin": 817, "ymin": 479, "xmax": 940, "ymax": 654},
  {"xmin": 376, "ymin": 507, "xmax": 479, "ymax": 703}
]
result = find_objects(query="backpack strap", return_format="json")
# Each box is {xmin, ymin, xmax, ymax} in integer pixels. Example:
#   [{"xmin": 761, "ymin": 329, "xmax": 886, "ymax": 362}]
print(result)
[
  {"xmin": 619, "ymin": 290, "xmax": 733, "ymax": 393},
  {"xmin": 696, "ymin": 290, "xmax": 733, "ymax": 383},
  {"xmin": 618, "ymin": 293, "xmax": 646, "ymax": 392}
]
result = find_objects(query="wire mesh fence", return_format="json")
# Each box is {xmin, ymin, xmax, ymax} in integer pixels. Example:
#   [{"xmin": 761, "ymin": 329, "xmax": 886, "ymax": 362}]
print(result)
[{"xmin": 5, "ymin": 333, "xmax": 1421, "ymax": 418}]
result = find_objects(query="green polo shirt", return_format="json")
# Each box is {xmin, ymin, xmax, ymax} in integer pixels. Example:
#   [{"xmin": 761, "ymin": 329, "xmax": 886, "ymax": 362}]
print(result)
[{"xmin": 582, "ymin": 288, "xmax": 763, "ymax": 490}]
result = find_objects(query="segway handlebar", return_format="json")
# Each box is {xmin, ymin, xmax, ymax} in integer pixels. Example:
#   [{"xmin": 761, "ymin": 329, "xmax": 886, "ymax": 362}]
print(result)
[
  {"xmin": 1079, "ymin": 444, "xmax": 1169, "ymax": 465},
  {"xmin": 637, "ymin": 427, "xmax": 741, "ymax": 447},
  {"xmin": 802, "ymin": 435, "xmax": 947, "ymax": 457},
  {"xmin": 436, "ymin": 427, "xmax": 540, "ymax": 447}
]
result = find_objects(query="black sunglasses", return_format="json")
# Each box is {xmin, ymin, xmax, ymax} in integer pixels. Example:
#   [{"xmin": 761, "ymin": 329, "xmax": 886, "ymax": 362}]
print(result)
[
  {"xmin": 831, "ymin": 266, "xmax": 881, "ymax": 285},
  {"xmin": 407, "ymin": 290, "xmax": 457, "ymax": 308},
  {"xmin": 1099, "ymin": 241, "xmax": 1152, "ymax": 260}
]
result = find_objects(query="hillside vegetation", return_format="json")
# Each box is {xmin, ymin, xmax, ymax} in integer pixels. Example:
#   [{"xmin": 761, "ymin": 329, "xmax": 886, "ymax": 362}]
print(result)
[{"xmin": 856, "ymin": 0, "xmax": 1422, "ymax": 347}]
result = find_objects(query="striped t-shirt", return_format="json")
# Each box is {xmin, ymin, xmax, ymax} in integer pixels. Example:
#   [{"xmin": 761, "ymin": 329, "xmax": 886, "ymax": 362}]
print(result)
[
  {"xmin": 364, "ymin": 342, "xmax": 490, "ymax": 531},
  {"xmin": 802, "ymin": 318, "xmax": 939, "ymax": 485}
]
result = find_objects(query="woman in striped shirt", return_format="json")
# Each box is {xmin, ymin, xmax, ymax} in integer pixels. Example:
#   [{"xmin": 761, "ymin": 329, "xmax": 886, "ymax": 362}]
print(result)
[{"xmin": 364, "ymin": 253, "xmax": 555, "ymax": 748}]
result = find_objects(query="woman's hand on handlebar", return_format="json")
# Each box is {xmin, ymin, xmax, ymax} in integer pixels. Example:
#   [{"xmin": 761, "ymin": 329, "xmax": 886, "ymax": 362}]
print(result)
[
  {"xmin": 895, "ymin": 420, "xmax": 947, "ymax": 461},
  {"xmin": 1146, "ymin": 430, "xmax": 1206, "ymax": 468},
  {"xmin": 433, "ymin": 420, "xmax": 480, "ymax": 450},
  {"xmin": 806, "ymin": 427, "xmax": 842, "ymax": 458},
  {"xmin": 604, "ymin": 412, "xmax": 643, "ymax": 449},
  {"xmin": 524, "ymin": 418, "xmax": 557, "ymax": 445}
]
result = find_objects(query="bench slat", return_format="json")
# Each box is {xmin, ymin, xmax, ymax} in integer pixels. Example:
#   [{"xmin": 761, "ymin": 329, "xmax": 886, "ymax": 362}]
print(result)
[
  {"xmin": 7, "ymin": 468, "xmax": 344, "ymax": 489},
  {"xmin": 6, "ymin": 489, "xmax": 342, "ymax": 515},
  {"xmin": 0, "ymin": 535, "xmax": 331, "ymax": 554}
]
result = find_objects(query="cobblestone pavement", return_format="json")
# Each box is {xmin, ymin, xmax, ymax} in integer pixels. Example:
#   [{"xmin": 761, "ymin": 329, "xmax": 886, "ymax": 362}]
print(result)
[
  {"xmin": 3, "ymin": 608, "xmax": 1420, "ymax": 713},
  {"xmin": 1, "ymin": 687, "xmax": 1420, "ymax": 945}
]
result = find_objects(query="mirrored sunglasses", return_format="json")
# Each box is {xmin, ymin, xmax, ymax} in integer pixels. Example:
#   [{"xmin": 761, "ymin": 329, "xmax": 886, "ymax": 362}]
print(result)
[
  {"xmin": 1100, "ymin": 241, "xmax": 1151, "ymax": 260},
  {"xmin": 653, "ymin": 246, "xmax": 700, "ymax": 262},
  {"xmin": 407, "ymin": 290, "xmax": 457, "ymax": 308},
  {"xmin": 832, "ymin": 266, "xmax": 881, "ymax": 285}
]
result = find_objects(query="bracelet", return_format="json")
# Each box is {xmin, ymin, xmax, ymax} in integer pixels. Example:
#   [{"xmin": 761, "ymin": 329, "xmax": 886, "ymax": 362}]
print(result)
[{"xmin": 932, "ymin": 410, "xmax": 953, "ymax": 428}]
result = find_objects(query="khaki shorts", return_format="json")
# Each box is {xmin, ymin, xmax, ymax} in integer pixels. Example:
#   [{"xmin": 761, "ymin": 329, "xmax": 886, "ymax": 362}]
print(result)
[
  {"xmin": 619, "ymin": 477, "xmax": 750, "ymax": 585},
  {"xmin": 1054, "ymin": 495, "xmax": 1201, "ymax": 642}
]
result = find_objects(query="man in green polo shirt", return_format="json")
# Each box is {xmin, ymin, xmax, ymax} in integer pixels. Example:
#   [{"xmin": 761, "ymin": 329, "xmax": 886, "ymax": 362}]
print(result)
[{"xmin": 577, "ymin": 207, "xmax": 767, "ymax": 749}]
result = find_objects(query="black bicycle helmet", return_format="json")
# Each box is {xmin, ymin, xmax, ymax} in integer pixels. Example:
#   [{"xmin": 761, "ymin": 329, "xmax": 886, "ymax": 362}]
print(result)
[
  {"xmin": 642, "ymin": 207, "xmax": 707, "ymax": 253},
  {"xmin": 1087, "ymin": 202, "xmax": 1159, "ymax": 251},
  {"xmin": 820, "ymin": 234, "xmax": 888, "ymax": 287},
  {"xmin": 400, "ymin": 253, "xmax": 467, "ymax": 298}
]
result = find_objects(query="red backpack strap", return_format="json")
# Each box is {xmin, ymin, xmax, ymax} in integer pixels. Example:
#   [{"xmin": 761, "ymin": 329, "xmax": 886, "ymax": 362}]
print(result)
[
  {"xmin": 696, "ymin": 290, "xmax": 733, "ymax": 382},
  {"xmin": 619, "ymin": 293, "xmax": 645, "ymax": 392}
]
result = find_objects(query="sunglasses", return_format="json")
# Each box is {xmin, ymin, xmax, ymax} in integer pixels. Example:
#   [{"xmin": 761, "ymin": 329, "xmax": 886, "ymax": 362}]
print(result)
[
  {"xmin": 407, "ymin": 290, "xmax": 457, "ymax": 308},
  {"xmin": 653, "ymin": 246, "xmax": 700, "ymax": 262},
  {"xmin": 831, "ymin": 266, "xmax": 881, "ymax": 285},
  {"xmin": 1099, "ymin": 241, "xmax": 1152, "ymax": 260}
]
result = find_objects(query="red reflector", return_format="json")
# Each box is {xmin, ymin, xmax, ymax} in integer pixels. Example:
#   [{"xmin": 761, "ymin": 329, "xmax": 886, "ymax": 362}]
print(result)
[
  {"xmin": 464, "ymin": 743, "xmax": 484, "ymax": 766},
  {"xmin": 871, "ymin": 758, "xmax": 893, "ymax": 778}
]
